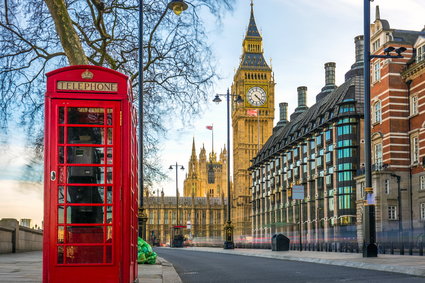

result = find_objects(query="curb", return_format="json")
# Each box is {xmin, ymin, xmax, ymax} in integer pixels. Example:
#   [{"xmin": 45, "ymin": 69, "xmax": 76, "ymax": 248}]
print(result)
[{"xmin": 157, "ymin": 257, "xmax": 182, "ymax": 283}]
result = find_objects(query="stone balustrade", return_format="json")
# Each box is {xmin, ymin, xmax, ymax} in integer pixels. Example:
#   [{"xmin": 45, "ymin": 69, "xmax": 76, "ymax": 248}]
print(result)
[{"xmin": 0, "ymin": 218, "xmax": 42, "ymax": 253}]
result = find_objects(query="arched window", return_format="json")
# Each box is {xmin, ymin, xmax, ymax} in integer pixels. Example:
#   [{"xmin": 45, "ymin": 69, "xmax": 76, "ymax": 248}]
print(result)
[{"xmin": 373, "ymin": 101, "xmax": 381, "ymax": 123}]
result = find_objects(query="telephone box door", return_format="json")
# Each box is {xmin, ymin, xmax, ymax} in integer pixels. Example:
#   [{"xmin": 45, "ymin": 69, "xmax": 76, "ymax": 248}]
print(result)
[{"xmin": 46, "ymin": 99, "xmax": 122, "ymax": 282}]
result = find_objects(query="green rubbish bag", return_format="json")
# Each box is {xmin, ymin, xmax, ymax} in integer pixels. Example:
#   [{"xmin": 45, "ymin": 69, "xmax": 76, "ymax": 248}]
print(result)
[{"xmin": 138, "ymin": 237, "xmax": 157, "ymax": 264}]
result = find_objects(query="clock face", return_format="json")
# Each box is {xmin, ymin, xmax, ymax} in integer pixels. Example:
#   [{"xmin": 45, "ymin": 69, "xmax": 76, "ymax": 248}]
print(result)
[{"xmin": 247, "ymin": 87, "xmax": 266, "ymax": 106}]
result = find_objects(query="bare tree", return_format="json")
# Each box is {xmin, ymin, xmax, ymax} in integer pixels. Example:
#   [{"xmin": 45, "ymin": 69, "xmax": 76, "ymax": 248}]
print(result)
[{"xmin": 0, "ymin": 0, "xmax": 234, "ymax": 185}]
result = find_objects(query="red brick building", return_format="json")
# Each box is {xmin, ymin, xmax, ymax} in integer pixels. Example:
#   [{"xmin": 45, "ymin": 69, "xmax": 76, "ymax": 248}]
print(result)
[{"xmin": 356, "ymin": 7, "xmax": 425, "ymax": 243}]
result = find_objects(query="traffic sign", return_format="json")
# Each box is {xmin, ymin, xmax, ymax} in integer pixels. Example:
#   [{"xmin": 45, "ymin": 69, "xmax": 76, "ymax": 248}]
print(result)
[{"xmin": 292, "ymin": 185, "xmax": 305, "ymax": 200}]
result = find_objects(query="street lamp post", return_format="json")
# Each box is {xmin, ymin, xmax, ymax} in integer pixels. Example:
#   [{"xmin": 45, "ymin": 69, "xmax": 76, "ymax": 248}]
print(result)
[
  {"xmin": 363, "ymin": 0, "xmax": 406, "ymax": 257},
  {"xmin": 213, "ymin": 89, "xmax": 243, "ymax": 249},
  {"xmin": 169, "ymin": 163, "xmax": 185, "ymax": 228},
  {"xmin": 138, "ymin": 0, "xmax": 188, "ymax": 240}
]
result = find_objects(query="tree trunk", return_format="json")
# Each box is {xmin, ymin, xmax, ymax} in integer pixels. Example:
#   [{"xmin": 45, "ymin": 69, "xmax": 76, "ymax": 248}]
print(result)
[{"xmin": 44, "ymin": 0, "xmax": 88, "ymax": 65}]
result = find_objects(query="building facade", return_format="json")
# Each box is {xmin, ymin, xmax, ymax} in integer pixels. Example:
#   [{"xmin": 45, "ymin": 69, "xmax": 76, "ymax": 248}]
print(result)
[
  {"xmin": 231, "ymin": 2, "xmax": 275, "ymax": 239},
  {"xmin": 355, "ymin": 7, "xmax": 425, "ymax": 244},
  {"xmin": 183, "ymin": 138, "xmax": 229, "ymax": 198},
  {"xmin": 144, "ymin": 191, "xmax": 226, "ymax": 246},
  {"xmin": 250, "ymin": 36, "xmax": 365, "ymax": 246}
]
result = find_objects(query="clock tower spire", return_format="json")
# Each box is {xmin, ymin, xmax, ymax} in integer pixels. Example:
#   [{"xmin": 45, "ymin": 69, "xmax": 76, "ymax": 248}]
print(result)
[{"xmin": 231, "ymin": 1, "xmax": 275, "ymax": 238}]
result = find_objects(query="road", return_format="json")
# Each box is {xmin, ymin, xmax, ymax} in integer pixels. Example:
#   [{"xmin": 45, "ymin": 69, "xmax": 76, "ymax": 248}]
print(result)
[{"xmin": 156, "ymin": 247, "xmax": 423, "ymax": 283}]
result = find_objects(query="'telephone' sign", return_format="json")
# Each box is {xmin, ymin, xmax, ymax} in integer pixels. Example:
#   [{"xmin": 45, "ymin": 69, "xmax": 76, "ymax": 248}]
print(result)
[
  {"xmin": 57, "ymin": 81, "xmax": 118, "ymax": 92},
  {"xmin": 292, "ymin": 185, "xmax": 305, "ymax": 200}
]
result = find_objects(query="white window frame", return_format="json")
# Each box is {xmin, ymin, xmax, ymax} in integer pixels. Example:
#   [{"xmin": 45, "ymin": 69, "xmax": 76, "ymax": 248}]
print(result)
[
  {"xmin": 373, "ymin": 101, "xmax": 382, "ymax": 123},
  {"xmin": 411, "ymin": 135, "xmax": 419, "ymax": 164},
  {"xmin": 420, "ymin": 176, "xmax": 425, "ymax": 190},
  {"xmin": 410, "ymin": 95, "xmax": 418, "ymax": 116},
  {"xmin": 384, "ymin": 179, "xmax": 390, "ymax": 194},
  {"xmin": 374, "ymin": 143, "xmax": 383, "ymax": 167},
  {"xmin": 388, "ymin": 205, "xmax": 397, "ymax": 220},
  {"xmin": 373, "ymin": 62, "xmax": 381, "ymax": 82},
  {"xmin": 372, "ymin": 39, "xmax": 381, "ymax": 52},
  {"xmin": 417, "ymin": 44, "xmax": 425, "ymax": 63}
]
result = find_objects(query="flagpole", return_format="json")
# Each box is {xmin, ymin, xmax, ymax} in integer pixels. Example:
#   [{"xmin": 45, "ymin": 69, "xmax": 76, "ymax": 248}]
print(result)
[
  {"xmin": 212, "ymin": 123, "xmax": 214, "ymax": 154},
  {"xmin": 257, "ymin": 111, "xmax": 260, "ymax": 152}
]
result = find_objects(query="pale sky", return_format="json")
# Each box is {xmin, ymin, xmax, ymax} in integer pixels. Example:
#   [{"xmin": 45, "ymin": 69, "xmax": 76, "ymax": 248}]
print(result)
[
  {"xmin": 158, "ymin": 0, "xmax": 425, "ymax": 196},
  {"xmin": 1, "ymin": 0, "xmax": 424, "ymax": 227}
]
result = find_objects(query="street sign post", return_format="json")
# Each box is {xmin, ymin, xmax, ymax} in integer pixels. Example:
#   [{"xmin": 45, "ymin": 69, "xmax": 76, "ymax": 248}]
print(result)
[{"xmin": 292, "ymin": 185, "xmax": 304, "ymax": 251}]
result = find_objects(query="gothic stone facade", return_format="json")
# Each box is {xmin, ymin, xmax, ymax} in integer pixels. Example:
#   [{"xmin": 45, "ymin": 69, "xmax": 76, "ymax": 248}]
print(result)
[
  {"xmin": 145, "ymin": 194, "xmax": 226, "ymax": 246},
  {"xmin": 183, "ymin": 139, "xmax": 229, "ymax": 199}
]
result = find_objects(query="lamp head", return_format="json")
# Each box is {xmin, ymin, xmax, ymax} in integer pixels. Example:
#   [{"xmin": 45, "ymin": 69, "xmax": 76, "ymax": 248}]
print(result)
[
  {"xmin": 180, "ymin": 166, "xmax": 185, "ymax": 170},
  {"xmin": 213, "ymin": 95, "xmax": 222, "ymax": 104},
  {"xmin": 384, "ymin": 46, "xmax": 395, "ymax": 55},
  {"xmin": 167, "ymin": 0, "xmax": 188, "ymax": 16},
  {"xmin": 235, "ymin": 95, "xmax": 244, "ymax": 104},
  {"xmin": 169, "ymin": 165, "xmax": 173, "ymax": 170},
  {"xmin": 395, "ymin": 47, "xmax": 407, "ymax": 56}
]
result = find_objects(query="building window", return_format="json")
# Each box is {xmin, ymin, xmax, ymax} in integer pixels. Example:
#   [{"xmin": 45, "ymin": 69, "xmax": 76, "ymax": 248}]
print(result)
[
  {"xmin": 149, "ymin": 211, "xmax": 154, "ymax": 224},
  {"xmin": 360, "ymin": 181, "xmax": 365, "ymax": 198},
  {"xmin": 339, "ymin": 104, "xmax": 355, "ymax": 113},
  {"xmin": 372, "ymin": 39, "xmax": 380, "ymax": 52},
  {"xmin": 337, "ymin": 148, "xmax": 355, "ymax": 159},
  {"xmin": 373, "ymin": 101, "xmax": 382, "ymax": 123},
  {"xmin": 410, "ymin": 95, "xmax": 418, "ymax": 116},
  {"xmin": 325, "ymin": 128, "xmax": 332, "ymax": 142},
  {"xmin": 411, "ymin": 135, "xmax": 419, "ymax": 164},
  {"xmin": 417, "ymin": 44, "xmax": 425, "ymax": 63},
  {"xmin": 388, "ymin": 206, "xmax": 397, "ymax": 220},
  {"xmin": 374, "ymin": 143, "xmax": 383, "ymax": 168},
  {"xmin": 384, "ymin": 179, "xmax": 390, "ymax": 194},
  {"xmin": 421, "ymin": 176, "xmax": 425, "ymax": 190},
  {"xmin": 309, "ymin": 139, "xmax": 315, "ymax": 151},
  {"xmin": 421, "ymin": 203, "xmax": 425, "ymax": 220},
  {"xmin": 373, "ymin": 62, "xmax": 381, "ymax": 82},
  {"xmin": 316, "ymin": 135, "xmax": 323, "ymax": 147}
]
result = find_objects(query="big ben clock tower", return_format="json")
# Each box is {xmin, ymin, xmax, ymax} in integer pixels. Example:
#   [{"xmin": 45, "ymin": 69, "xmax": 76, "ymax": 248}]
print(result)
[{"xmin": 231, "ymin": 1, "xmax": 275, "ymax": 238}]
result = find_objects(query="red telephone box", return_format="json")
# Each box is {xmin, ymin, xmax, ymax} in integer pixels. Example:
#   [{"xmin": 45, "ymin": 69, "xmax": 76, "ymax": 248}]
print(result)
[{"xmin": 43, "ymin": 65, "xmax": 138, "ymax": 283}]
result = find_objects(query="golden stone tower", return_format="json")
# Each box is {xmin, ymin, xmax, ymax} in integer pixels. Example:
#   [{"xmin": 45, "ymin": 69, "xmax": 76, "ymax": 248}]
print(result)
[
  {"xmin": 183, "ymin": 138, "xmax": 229, "ymax": 198},
  {"xmin": 231, "ymin": 2, "xmax": 275, "ymax": 238}
]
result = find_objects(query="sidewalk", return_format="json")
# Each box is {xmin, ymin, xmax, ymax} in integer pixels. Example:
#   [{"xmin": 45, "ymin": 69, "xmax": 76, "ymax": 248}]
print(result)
[
  {"xmin": 1, "ymin": 248, "xmax": 425, "ymax": 282},
  {"xmin": 0, "ymin": 251, "xmax": 181, "ymax": 283},
  {"xmin": 183, "ymin": 247, "xmax": 425, "ymax": 277},
  {"xmin": 0, "ymin": 251, "xmax": 42, "ymax": 282},
  {"xmin": 139, "ymin": 256, "xmax": 182, "ymax": 283}
]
